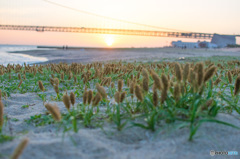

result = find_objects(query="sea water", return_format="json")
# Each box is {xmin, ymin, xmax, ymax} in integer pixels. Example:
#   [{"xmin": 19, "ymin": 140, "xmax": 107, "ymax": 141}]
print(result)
[{"xmin": 0, "ymin": 45, "xmax": 48, "ymax": 66}]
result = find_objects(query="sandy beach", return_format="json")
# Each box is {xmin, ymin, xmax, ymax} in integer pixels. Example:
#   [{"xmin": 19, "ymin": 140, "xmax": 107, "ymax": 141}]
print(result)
[
  {"xmin": 10, "ymin": 47, "xmax": 240, "ymax": 64},
  {"xmin": 0, "ymin": 48, "xmax": 240, "ymax": 159}
]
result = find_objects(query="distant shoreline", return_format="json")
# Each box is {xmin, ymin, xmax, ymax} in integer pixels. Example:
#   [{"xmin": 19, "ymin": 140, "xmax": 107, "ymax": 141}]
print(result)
[{"xmin": 6, "ymin": 47, "xmax": 240, "ymax": 65}]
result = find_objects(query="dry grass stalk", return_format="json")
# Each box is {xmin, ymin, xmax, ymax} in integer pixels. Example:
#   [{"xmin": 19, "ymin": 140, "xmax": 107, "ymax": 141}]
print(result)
[
  {"xmin": 111, "ymin": 82, "xmax": 115, "ymax": 88},
  {"xmin": 120, "ymin": 91, "xmax": 127, "ymax": 103},
  {"xmin": 204, "ymin": 66, "xmax": 217, "ymax": 83},
  {"xmin": 234, "ymin": 76, "xmax": 240, "ymax": 96},
  {"xmin": 183, "ymin": 63, "xmax": 190, "ymax": 82},
  {"xmin": 54, "ymin": 85, "xmax": 59, "ymax": 95},
  {"xmin": 54, "ymin": 78, "xmax": 59, "ymax": 86},
  {"xmin": 114, "ymin": 91, "xmax": 120, "ymax": 104},
  {"xmin": 174, "ymin": 83, "xmax": 180, "ymax": 101},
  {"xmin": 18, "ymin": 80, "xmax": 23, "ymax": 88},
  {"xmin": 197, "ymin": 62, "xmax": 204, "ymax": 87},
  {"xmin": 45, "ymin": 103, "xmax": 61, "ymax": 121},
  {"xmin": 151, "ymin": 70, "xmax": 162, "ymax": 90},
  {"xmin": 175, "ymin": 63, "xmax": 182, "ymax": 82},
  {"xmin": 93, "ymin": 92, "xmax": 102, "ymax": 106},
  {"xmin": 18, "ymin": 73, "xmax": 21, "ymax": 80},
  {"xmin": 161, "ymin": 74, "xmax": 169, "ymax": 91},
  {"xmin": 83, "ymin": 90, "xmax": 88, "ymax": 105},
  {"xmin": 153, "ymin": 90, "xmax": 158, "ymax": 106},
  {"xmin": 118, "ymin": 79, "xmax": 123, "ymax": 92},
  {"xmin": 70, "ymin": 92, "xmax": 75, "ymax": 106},
  {"xmin": 135, "ymin": 85, "xmax": 143, "ymax": 102},
  {"xmin": 11, "ymin": 138, "xmax": 29, "ymax": 159},
  {"xmin": 38, "ymin": 80, "xmax": 45, "ymax": 92},
  {"xmin": 63, "ymin": 94, "xmax": 71, "ymax": 110},
  {"xmin": 227, "ymin": 71, "xmax": 232, "ymax": 84},
  {"xmin": 0, "ymin": 100, "xmax": 4, "ymax": 128},
  {"xmin": 87, "ymin": 90, "xmax": 93, "ymax": 104},
  {"xmin": 142, "ymin": 77, "xmax": 149, "ymax": 92},
  {"xmin": 161, "ymin": 89, "xmax": 167, "ymax": 104},
  {"xmin": 96, "ymin": 83, "xmax": 107, "ymax": 99}
]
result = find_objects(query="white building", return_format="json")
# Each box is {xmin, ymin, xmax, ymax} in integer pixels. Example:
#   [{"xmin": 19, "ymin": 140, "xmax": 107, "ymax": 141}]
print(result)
[
  {"xmin": 171, "ymin": 40, "xmax": 218, "ymax": 49},
  {"xmin": 171, "ymin": 40, "xmax": 199, "ymax": 48}
]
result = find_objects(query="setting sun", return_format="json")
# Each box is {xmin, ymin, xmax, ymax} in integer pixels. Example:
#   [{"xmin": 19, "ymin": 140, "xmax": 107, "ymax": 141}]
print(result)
[{"xmin": 104, "ymin": 35, "xmax": 115, "ymax": 46}]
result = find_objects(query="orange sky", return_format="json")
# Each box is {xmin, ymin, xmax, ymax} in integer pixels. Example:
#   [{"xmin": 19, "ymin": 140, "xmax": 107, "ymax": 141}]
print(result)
[{"xmin": 0, "ymin": 0, "xmax": 240, "ymax": 47}]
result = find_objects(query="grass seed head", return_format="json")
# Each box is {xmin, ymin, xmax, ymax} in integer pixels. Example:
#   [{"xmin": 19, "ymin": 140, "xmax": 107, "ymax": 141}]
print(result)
[
  {"xmin": 18, "ymin": 80, "xmax": 23, "ymax": 88},
  {"xmin": 11, "ymin": 138, "xmax": 29, "ymax": 159},
  {"xmin": 111, "ymin": 82, "xmax": 115, "ymax": 88},
  {"xmin": 197, "ymin": 62, "xmax": 204, "ymax": 87},
  {"xmin": 87, "ymin": 90, "xmax": 93, "ymax": 104},
  {"xmin": 227, "ymin": 71, "xmax": 233, "ymax": 84},
  {"xmin": 62, "ymin": 94, "xmax": 71, "ymax": 110},
  {"xmin": 204, "ymin": 66, "xmax": 217, "ymax": 83},
  {"xmin": 114, "ymin": 91, "xmax": 120, "ymax": 104},
  {"xmin": 161, "ymin": 89, "xmax": 167, "ymax": 104},
  {"xmin": 175, "ymin": 63, "xmax": 182, "ymax": 82},
  {"xmin": 96, "ymin": 83, "xmax": 107, "ymax": 99},
  {"xmin": 45, "ymin": 103, "xmax": 61, "ymax": 121},
  {"xmin": 54, "ymin": 85, "xmax": 59, "ymax": 95},
  {"xmin": 135, "ymin": 85, "xmax": 143, "ymax": 102},
  {"xmin": 153, "ymin": 90, "xmax": 158, "ymax": 106},
  {"xmin": 70, "ymin": 92, "xmax": 75, "ymax": 106},
  {"xmin": 174, "ymin": 83, "xmax": 180, "ymax": 101},
  {"xmin": 234, "ymin": 76, "xmax": 240, "ymax": 96},
  {"xmin": 93, "ymin": 92, "xmax": 102, "ymax": 106},
  {"xmin": 183, "ymin": 63, "xmax": 190, "ymax": 82},
  {"xmin": 142, "ymin": 77, "xmax": 149, "ymax": 92},
  {"xmin": 120, "ymin": 91, "xmax": 127, "ymax": 103},
  {"xmin": 161, "ymin": 74, "xmax": 169, "ymax": 91},
  {"xmin": 83, "ymin": 90, "xmax": 88, "ymax": 105},
  {"xmin": 38, "ymin": 80, "xmax": 45, "ymax": 92},
  {"xmin": 118, "ymin": 79, "xmax": 123, "ymax": 92},
  {"xmin": 151, "ymin": 70, "xmax": 162, "ymax": 90},
  {"xmin": 0, "ymin": 100, "xmax": 4, "ymax": 128}
]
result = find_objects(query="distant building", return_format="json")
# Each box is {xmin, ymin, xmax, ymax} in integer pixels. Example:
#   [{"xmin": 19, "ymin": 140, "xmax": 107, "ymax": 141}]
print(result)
[
  {"xmin": 171, "ymin": 40, "xmax": 218, "ymax": 49},
  {"xmin": 198, "ymin": 41, "xmax": 218, "ymax": 48},
  {"xmin": 171, "ymin": 40, "xmax": 199, "ymax": 48},
  {"xmin": 211, "ymin": 34, "xmax": 236, "ymax": 48}
]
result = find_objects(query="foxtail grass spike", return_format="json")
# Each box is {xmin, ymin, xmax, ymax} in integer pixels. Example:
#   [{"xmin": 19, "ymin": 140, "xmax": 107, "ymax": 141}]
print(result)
[
  {"xmin": 63, "ymin": 94, "xmax": 71, "ymax": 110},
  {"xmin": 197, "ymin": 62, "xmax": 204, "ymax": 87},
  {"xmin": 118, "ymin": 79, "xmax": 123, "ymax": 92},
  {"xmin": 93, "ymin": 92, "xmax": 102, "ymax": 106},
  {"xmin": 96, "ymin": 83, "xmax": 107, "ymax": 99},
  {"xmin": 114, "ymin": 91, "xmax": 120, "ymax": 104},
  {"xmin": 153, "ymin": 90, "xmax": 158, "ymax": 106},
  {"xmin": 120, "ymin": 91, "xmax": 126, "ymax": 103},
  {"xmin": 227, "ymin": 71, "xmax": 233, "ymax": 84},
  {"xmin": 135, "ymin": 85, "xmax": 143, "ymax": 102},
  {"xmin": 38, "ymin": 80, "xmax": 45, "ymax": 92},
  {"xmin": 234, "ymin": 76, "xmax": 240, "ymax": 96},
  {"xmin": 0, "ymin": 100, "xmax": 3, "ymax": 128},
  {"xmin": 11, "ymin": 138, "xmax": 29, "ymax": 159},
  {"xmin": 204, "ymin": 66, "xmax": 217, "ymax": 83},
  {"xmin": 175, "ymin": 63, "xmax": 182, "ymax": 82},
  {"xmin": 87, "ymin": 90, "xmax": 93, "ymax": 104},
  {"xmin": 70, "ymin": 92, "xmax": 75, "ymax": 106},
  {"xmin": 45, "ymin": 103, "xmax": 61, "ymax": 121}
]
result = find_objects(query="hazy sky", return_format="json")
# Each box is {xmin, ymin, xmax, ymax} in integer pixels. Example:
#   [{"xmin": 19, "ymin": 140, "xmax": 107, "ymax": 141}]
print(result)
[{"xmin": 0, "ymin": 0, "xmax": 240, "ymax": 47}]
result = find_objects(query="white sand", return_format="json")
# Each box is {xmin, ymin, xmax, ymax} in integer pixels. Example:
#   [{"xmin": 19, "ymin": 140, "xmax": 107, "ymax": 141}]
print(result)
[{"xmin": 0, "ymin": 89, "xmax": 240, "ymax": 159}]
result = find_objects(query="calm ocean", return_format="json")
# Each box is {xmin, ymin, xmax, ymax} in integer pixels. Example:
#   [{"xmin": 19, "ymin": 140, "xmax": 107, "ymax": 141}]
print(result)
[{"xmin": 0, "ymin": 45, "xmax": 48, "ymax": 66}]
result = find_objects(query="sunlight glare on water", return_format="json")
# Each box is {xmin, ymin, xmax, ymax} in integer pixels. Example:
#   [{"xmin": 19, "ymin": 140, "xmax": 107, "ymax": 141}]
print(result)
[{"xmin": 0, "ymin": 45, "xmax": 48, "ymax": 66}]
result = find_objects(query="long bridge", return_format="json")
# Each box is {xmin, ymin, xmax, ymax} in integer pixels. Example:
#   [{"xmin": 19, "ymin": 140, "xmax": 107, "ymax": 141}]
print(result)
[{"xmin": 1, "ymin": 24, "xmax": 239, "ymax": 40}]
